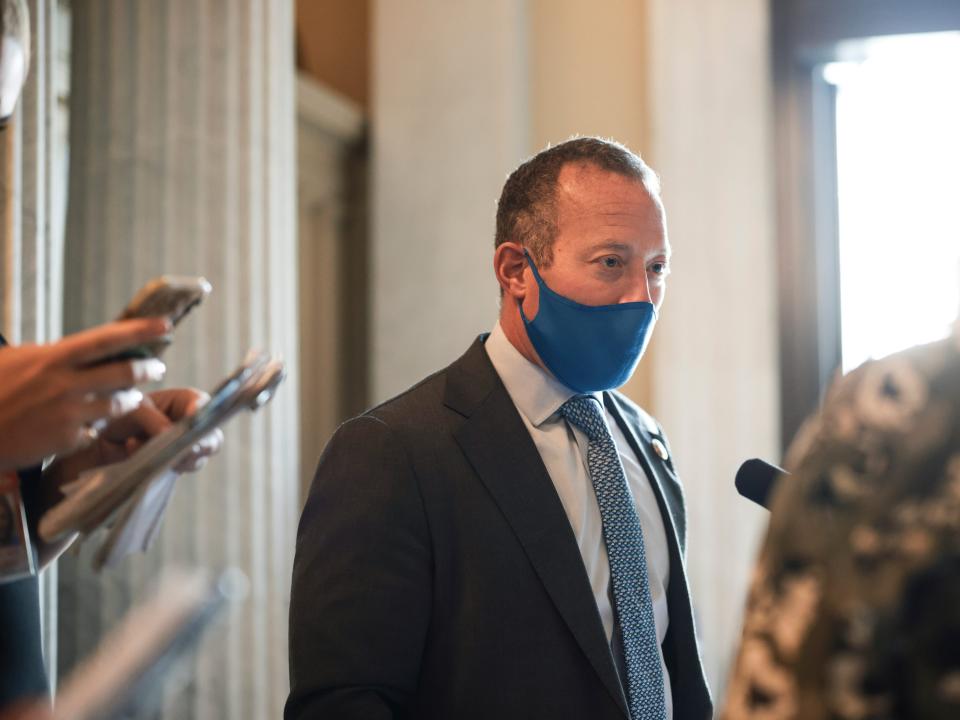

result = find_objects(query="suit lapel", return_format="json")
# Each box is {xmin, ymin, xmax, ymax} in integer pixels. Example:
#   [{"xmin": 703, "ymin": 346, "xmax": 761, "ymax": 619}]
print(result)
[
  {"xmin": 603, "ymin": 393, "xmax": 685, "ymax": 559},
  {"xmin": 603, "ymin": 393, "xmax": 713, "ymax": 715},
  {"xmin": 447, "ymin": 339, "xmax": 629, "ymax": 717}
]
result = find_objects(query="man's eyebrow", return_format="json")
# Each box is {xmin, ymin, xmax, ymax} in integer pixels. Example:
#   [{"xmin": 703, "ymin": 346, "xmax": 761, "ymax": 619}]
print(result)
[
  {"xmin": 585, "ymin": 241, "xmax": 672, "ymax": 258},
  {"xmin": 588, "ymin": 241, "xmax": 632, "ymax": 252}
]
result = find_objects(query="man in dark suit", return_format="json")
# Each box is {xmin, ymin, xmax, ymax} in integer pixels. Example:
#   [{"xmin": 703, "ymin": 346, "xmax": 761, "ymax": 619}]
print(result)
[{"xmin": 287, "ymin": 137, "xmax": 712, "ymax": 719}]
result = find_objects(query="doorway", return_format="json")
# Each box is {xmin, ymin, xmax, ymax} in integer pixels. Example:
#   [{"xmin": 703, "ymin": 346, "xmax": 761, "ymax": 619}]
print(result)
[{"xmin": 773, "ymin": 0, "xmax": 960, "ymax": 448}]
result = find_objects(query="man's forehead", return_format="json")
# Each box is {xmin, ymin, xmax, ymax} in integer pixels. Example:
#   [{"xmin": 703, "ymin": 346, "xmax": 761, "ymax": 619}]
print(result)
[
  {"xmin": 555, "ymin": 162, "xmax": 659, "ymax": 209},
  {"xmin": 555, "ymin": 171, "xmax": 662, "ymax": 226}
]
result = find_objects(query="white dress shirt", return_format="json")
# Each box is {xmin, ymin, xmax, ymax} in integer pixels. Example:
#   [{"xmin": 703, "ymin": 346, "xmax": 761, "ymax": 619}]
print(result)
[{"xmin": 485, "ymin": 322, "xmax": 673, "ymax": 717}]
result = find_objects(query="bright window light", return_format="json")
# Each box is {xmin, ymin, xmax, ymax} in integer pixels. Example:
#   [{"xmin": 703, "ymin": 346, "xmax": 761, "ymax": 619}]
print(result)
[{"xmin": 824, "ymin": 32, "xmax": 960, "ymax": 373}]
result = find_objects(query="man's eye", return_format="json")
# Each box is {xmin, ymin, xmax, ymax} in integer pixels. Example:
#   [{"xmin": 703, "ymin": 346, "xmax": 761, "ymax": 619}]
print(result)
[
  {"xmin": 649, "ymin": 262, "xmax": 669, "ymax": 275},
  {"xmin": 601, "ymin": 256, "xmax": 622, "ymax": 269}
]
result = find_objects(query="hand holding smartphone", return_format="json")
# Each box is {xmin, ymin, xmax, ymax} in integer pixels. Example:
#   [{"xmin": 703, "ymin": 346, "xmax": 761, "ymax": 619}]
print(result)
[{"xmin": 37, "ymin": 351, "xmax": 286, "ymax": 570}]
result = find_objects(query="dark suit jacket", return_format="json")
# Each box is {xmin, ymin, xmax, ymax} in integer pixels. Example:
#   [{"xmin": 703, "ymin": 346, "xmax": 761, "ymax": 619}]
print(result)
[{"xmin": 287, "ymin": 336, "xmax": 712, "ymax": 719}]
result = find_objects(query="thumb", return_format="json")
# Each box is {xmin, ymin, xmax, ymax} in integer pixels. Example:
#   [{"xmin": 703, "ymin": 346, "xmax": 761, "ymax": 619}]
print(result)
[{"xmin": 102, "ymin": 401, "xmax": 172, "ymax": 444}]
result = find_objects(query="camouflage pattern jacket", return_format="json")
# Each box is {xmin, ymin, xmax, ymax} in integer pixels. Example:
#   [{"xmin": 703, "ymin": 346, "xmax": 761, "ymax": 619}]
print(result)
[{"xmin": 724, "ymin": 330, "xmax": 960, "ymax": 720}]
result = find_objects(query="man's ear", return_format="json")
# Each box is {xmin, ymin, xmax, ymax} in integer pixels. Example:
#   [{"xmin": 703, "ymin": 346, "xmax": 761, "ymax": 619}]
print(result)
[{"xmin": 493, "ymin": 242, "xmax": 527, "ymax": 300}]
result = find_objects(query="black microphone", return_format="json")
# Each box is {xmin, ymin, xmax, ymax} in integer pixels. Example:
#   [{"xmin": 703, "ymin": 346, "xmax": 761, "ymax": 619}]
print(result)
[{"xmin": 735, "ymin": 458, "xmax": 789, "ymax": 510}]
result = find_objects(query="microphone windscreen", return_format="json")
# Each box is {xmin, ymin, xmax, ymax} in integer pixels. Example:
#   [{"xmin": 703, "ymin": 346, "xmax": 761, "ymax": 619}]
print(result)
[{"xmin": 735, "ymin": 458, "xmax": 788, "ymax": 510}]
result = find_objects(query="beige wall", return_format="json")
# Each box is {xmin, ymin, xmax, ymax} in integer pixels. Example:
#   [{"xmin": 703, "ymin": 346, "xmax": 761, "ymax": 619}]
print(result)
[
  {"xmin": 645, "ymin": 0, "xmax": 778, "ymax": 695},
  {"xmin": 371, "ymin": 0, "xmax": 530, "ymax": 399},
  {"xmin": 530, "ymin": 0, "xmax": 650, "ymax": 153}
]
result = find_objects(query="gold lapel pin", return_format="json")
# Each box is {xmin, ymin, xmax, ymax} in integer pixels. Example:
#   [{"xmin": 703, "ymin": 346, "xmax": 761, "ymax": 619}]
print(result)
[{"xmin": 651, "ymin": 438, "xmax": 669, "ymax": 461}]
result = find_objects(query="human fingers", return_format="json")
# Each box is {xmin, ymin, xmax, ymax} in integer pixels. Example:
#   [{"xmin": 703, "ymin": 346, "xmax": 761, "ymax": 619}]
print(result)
[
  {"xmin": 72, "ymin": 357, "xmax": 167, "ymax": 394},
  {"xmin": 148, "ymin": 387, "xmax": 209, "ymax": 422},
  {"xmin": 99, "ymin": 398, "xmax": 172, "ymax": 445},
  {"xmin": 174, "ymin": 452, "xmax": 208, "ymax": 473},
  {"xmin": 75, "ymin": 389, "xmax": 146, "ymax": 426},
  {"xmin": 174, "ymin": 428, "xmax": 223, "ymax": 473},
  {"xmin": 150, "ymin": 390, "xmax": 220, "ymax": 473},
  {"xmin": 54, "ymin": 318, "xmax": 171, "ymax": 367},
  {"xmin": 196, "ymin": 427, "xmax": 224, "ymax": 457},
  {"xmin": 45, "ymin": 391, "xmax": 147, "ymax": 459}
]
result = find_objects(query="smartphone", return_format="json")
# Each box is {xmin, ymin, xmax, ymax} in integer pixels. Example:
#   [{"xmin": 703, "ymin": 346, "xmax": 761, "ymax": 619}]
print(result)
[{"xmin": 111, "ymin": 276, "xmax": 212, "ymax": 360}]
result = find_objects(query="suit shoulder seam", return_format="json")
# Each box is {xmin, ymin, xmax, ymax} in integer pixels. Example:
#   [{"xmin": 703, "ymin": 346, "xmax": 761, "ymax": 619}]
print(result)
[{"xmin": 361, "ymin": 368, "xmax": 448, "ymax": 418}]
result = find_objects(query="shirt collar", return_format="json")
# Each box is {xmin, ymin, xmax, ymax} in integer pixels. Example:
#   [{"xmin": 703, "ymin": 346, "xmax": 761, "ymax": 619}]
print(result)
[{"xmin": 485, "ymin": 321, "xmax": 600, "ymax": 427}]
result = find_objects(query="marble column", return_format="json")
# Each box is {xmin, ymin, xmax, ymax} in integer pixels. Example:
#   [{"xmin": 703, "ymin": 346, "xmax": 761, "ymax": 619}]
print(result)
[
  {"xmin": 0, "ymin": 0, "xmax": 66, "ymax": 354},
  {"xmin": 58, "ymin": 2, "xmax": 299, "ymax": 718}
]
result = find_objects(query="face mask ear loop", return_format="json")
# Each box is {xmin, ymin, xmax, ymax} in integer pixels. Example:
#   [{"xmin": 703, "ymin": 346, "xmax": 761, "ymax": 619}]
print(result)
[
  {"xmin": 522, "ymin": 248, "xmax": 548, "ymax": 287},
  {"xmin": 518, "ymin": 248, "xmax": 541, "ymax": 323}
]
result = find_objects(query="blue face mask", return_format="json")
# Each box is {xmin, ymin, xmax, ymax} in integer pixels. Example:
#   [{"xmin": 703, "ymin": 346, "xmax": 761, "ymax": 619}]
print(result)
[{"xmin": 519, "ymin": 250, "xmax": 657, "ymax": 393}]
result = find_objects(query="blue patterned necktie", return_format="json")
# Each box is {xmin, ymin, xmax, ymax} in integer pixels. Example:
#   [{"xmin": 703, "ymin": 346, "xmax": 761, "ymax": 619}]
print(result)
[{"xmin": 559, "ymin": 395, "xmax": 667, "ymax": 720}]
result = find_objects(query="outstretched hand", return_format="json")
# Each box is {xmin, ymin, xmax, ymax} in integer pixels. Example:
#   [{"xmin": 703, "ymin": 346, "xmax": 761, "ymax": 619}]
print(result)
[
  {"xmin": 48, "ymin": 387, "xmax": 224, "ymax": 490},
  {"xmin": 36, "ymin": 387, "xmax": 224, "ymax": 568},
  {"xmin": 0, "ymin": 318, "xmax": 170, "ymax": 472},
  {"xmin": 99, "ymin": 388, "xmax": 224, "ymax": 471}
]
